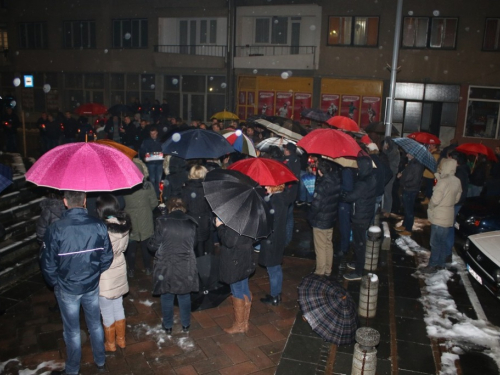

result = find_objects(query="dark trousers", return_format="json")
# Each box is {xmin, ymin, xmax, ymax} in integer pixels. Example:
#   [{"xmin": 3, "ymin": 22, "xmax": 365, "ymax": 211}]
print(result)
[
  {"xmin": 126, "ymin": 239, "xmax": 152, "ymax": 271},
  {"xmin": 338, "ymin": 202, "xmax": 352, "ymax": 255},
  {"xmin": 402, "ymin": 190, "xmax": 418, "ymax": 232},
  {"xmin": 352, "ymin": 221, "xmax": 370, "ymax": 275}
]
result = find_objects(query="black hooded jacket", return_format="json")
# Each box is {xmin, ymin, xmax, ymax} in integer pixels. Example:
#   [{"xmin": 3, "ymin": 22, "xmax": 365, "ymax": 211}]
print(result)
[
  {"xmin": 342, "ymin": 157, "xmax": 377, "ymax": 224},
  {"xmin": 308, "ymin": 164, "xmax": 340, "ymax": 229}
]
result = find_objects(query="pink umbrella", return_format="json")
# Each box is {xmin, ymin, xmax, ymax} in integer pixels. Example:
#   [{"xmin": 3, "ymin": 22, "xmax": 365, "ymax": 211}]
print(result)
[{"xmin": 26, "ymin": 143, "xmax": 144, "ymax": 192}]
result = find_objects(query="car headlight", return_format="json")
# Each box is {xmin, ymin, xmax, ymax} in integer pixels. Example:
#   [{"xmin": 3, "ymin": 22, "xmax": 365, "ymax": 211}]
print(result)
[{"xmin": 464, "ymin": 239, "xmax": 470, "ymax": 251}]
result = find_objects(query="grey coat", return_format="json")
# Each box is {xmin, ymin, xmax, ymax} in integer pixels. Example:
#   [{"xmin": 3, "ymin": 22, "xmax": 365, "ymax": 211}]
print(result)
[{"xmin": 124, "ymin": 181, "xmax": 158, "ymax": 241}]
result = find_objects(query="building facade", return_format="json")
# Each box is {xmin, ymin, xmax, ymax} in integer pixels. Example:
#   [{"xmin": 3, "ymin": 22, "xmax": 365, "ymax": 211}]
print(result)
[{"xmin": 1, "ymin": 0, "xmax": 500, "ymax": 148}]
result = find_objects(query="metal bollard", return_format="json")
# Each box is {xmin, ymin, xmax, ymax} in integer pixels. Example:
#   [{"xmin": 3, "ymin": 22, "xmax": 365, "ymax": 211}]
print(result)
[
  {"xmin": 351, "ymin": 327, "xmax": 380, "ymax": 375},
  {"xmin": 358, "ymin": 273, "xmax": 379, "ymax": 318},
  {"xmin": 364, "ymin": 226, "xmax": 382, "ymax": 271}
]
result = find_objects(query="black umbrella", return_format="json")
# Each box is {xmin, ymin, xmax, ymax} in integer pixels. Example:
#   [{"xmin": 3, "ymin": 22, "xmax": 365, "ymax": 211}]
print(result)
[
  {"xmin": 365, "ymin": 122, "xmax": 399, "ymax": 136},
  {"xmin": 202, "ymin": 169, "xmax": 272, "ymax": 239},
  {"xmin": 297, "ymin": 274, "xmax": 358, "ymax": 345},
  {"xmin": 162, "ymin": 128, "xmax": 235, "ymax": 159},
  {"xmin": 107, "ymin": 104, "xmax": 135, "ymax": 116}
]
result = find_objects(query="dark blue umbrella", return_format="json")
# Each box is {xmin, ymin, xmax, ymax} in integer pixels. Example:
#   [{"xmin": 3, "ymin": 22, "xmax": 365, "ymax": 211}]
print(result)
[
  {"xmin": 393, "ymin": 137, "xmax": 437, "ymax": 172},
  {"xmin": 0, "ymin": 163, "xmax": 13, "ymax": 193},
  {"xmin": 161, "ymin": 128, "xmax": 235, "ymax": 159},
  {"xmin": 300, "ymin": 108, "xmax": 331, "ymax": 123}
]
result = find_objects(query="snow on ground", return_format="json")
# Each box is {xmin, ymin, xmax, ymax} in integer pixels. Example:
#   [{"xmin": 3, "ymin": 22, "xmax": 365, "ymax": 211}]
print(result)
[
  {"xmin": 0, "ymin": 359, "xmax": 62, "ymax": 375},
  {"xmin": 395, "ymin": 237, "xmax": 500, "ymax": 373},
  {"xmin": 133, "ymin": 323, "xmax": 196, "ymax": 350},
  {"xmin": 139, "ymin": 299, "xmax": 154, "ymax": 306}
]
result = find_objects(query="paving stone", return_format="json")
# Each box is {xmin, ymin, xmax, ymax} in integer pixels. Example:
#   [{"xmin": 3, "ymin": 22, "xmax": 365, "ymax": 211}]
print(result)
[
  {"xmin": 196, "ymin": 337, "xmax": 221, "ymax": 358},
  {"xmin": 167, "ymin": 349, "xmax": 207, "ymax": 368},
  {"xmin": 236, "ymin": 334, "xmax": 272, "ymax": 351},
  {"xmin": 192, "ymin": 310, "xmax": 217, "ymax": 328},
  {"xmin": 219, "ymin": 342, "xmax": 249, "ymax": 364},
  {"xmin": 397, "ymin": 340, "xmax": 436, "ymax": 374},
  {"xmin": 191, "ymin": 354, "xmax": 233, "ymax": 374},
  {"xmin": 275, "ymin": 358, "xmax": 318, "ymax": 375},
  {"xmin": 281, "ymin": 334, "xmax": 323, "ymax": 364},
  {"xmin": 218, "ymin": 360, "xmax": 259, "ymax": 375},
  {"xmin": 244, "ymin": 346, "xmax": 275, "ymax": 369},
  {"xmin": 257, "ymin": 323, "xmax": 286, "ymax": 342}
]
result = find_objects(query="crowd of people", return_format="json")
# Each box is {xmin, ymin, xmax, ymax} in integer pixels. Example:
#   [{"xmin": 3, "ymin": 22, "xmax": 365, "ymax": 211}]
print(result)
[{"xmin": 26, "ymin": 103, "xmax": 500, "ymax": 375}]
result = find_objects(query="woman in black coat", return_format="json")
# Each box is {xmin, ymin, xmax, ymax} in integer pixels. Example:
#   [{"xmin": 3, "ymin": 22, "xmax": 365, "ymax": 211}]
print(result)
[
  {"xmin": 148, "ymin": 197, "xmax": 198, "ymax": 334},
  {"xmin": 308, "ymin": 159, "xmax": 340, "ymax": 277},
  {"xmin": 215, "ymin": 218, "xmax": 255, "ymax": 334},
  {"xmin": 259, "ymin": 184, "xmax": 289, "ymax": 306},
  {"xmin": 181, "ymin": 165, "xmax": 213, "ymax": 257}
]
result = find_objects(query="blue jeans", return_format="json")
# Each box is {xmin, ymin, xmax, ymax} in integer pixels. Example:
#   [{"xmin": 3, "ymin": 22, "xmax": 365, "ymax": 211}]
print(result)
[
  {"xmin": 147, "ymin": 162, "xmax": 163, "ymax": 198},
  {"xmin": 338, "ymin": 202, "xmax": 352, "ymax": 255},
  {"xmin": 446, "ymin": 205, "xmax": 462, "ymax": 256},
  {"xmin": 55, "ymin": 286, "xmax": 105, "ymax": 375},
  {"xmin": 230, "ymin": 278, "xmax": 251, "ymax": 300},
  {"xmin": 402, "ymin": 190, "xmax": 418, "ymax": 231},
  {"xmin": 267, "ymin": 265, "xmax": 283, "ymax": 297},
  {"xmin": 160, "ymin": 293, "xmax": 191, "ymax": 328},
  {"xmin": 429, "ymin": 224, "xmax": 449, "ymax": 267}
]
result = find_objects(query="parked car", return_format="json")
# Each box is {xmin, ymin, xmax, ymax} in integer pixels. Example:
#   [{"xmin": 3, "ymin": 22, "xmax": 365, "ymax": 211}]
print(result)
[
  {"xmin": 463, "ymin": 230, "xmax": 500, "ymax": 299},
  {"xmin": 455, "ymin": 195, "xmax": 500, "ymax": 243}
]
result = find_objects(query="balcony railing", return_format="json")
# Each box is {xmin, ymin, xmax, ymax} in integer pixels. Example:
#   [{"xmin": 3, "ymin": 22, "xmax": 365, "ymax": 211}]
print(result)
[
  {"xmin": 235, "ymin": 45, "xmax": 316, "ymax": 57},
  {"xmin": 154, "ymin": 44, "xmax": 227, "ymax": 57}
]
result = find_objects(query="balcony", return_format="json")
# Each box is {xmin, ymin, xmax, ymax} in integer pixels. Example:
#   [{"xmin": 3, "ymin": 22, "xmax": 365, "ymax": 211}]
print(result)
[
  {"xmin": 154, "ymin": 44, "xmax": 227, "ymax": 57},
  {"xmin": 234, "ymin": 45, "xmax": 317, "ymax": 70}
]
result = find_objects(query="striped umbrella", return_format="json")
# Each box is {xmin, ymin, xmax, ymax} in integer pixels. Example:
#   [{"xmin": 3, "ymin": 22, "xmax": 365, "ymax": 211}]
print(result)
[
  {"xmin": 298, "ymin": 274, "xmax": 358, "ymax": 345},
  {"xmin": 255, "ymin": 137, "xmax": 303, "ymax": 155},
  {"xmin": 222, "ymin": 130, "xmax": 257, "ymax": 157}
]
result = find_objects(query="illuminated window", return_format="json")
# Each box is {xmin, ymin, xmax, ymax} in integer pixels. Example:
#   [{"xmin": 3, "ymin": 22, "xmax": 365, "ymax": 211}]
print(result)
[
  {"xmin": 402, "ymin": 17, "xmax": 457, "ymax": 49},
  {"xmin": 327, "ymin": 16, "xmax": 379, "ymax": 47}
]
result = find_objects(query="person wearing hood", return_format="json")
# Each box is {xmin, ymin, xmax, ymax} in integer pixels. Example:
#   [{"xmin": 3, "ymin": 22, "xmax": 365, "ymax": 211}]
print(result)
[
  {"xmin": 340, "ymin": 155, "xmax": 377, "ymax": 281},
  {"xmin": 95, "ymin": 194, "xmax": 132, "ymax": 352},
  {"xmin": 282, "ymin": 143, "xmax": 301, "ymax": 246},
  {"xmin": 163, "ymin": 155, "xmax": 189, "ymax": 202},
  {"xmin": 421, "ymin": 159, "xmax": 462, "ymax": 273},
  {"xmin": 308, "ymin": 158, "xmax": 340, "ymax": 276},
  {"xmin": 148, "ymin": 197, "xmax": 198, "ymax": 334}
]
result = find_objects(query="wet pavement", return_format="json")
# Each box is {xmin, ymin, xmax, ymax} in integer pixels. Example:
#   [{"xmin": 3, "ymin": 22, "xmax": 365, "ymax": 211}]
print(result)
[{"xmin": 0, "ymin": 203, "xmax": 499, "ymax": 374}]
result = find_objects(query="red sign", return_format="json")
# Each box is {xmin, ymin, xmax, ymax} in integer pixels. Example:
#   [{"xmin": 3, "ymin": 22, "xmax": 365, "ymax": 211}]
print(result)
[
  {"xmin": 360, "ymin": 96, "xmax": 381, "ymax": 128},
  {"xmin": 275, "ymin": 92, "xmax": 293, "ymax": 118},
  {"xmin": 258, "ymin": 91, "xmax": 275, "ymax": 116},
  {"xmin": 247, "ymin": 105, "xmax": 255, "ymax": 117},
  {"xmin": 237, "ymin": 105, "xmax": 246, "ymax": 120},
  {"xmin": 248, "ymin": 92, "xmax": 255, "ymax": 106},
  {"xmin": 294, "ymin": 93, "xmax": 312, "ymax": 124},
  {"xmin": 321, "ymin": 94, "xmax": 340, "ymax": 117},
  {"xmin": 340, "ymin": 95, "xmax": 360, "ymax": 123}
]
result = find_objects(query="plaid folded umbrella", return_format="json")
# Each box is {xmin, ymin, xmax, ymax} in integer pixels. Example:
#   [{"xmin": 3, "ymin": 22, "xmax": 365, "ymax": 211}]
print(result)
[
  {"xmin": 0, "ymin": 163, "xmax": 13, "ymax": 194},
  {"xmin": 300, "ymin": 108, "xmax": 331, "ymax": 123},
  {"xmin": 392, "ymin": 137, "xmax": 437, "ymax": 173},
  {"xmin": 297, "ymin": 274, "xmax": 358, "ymax": 345}
]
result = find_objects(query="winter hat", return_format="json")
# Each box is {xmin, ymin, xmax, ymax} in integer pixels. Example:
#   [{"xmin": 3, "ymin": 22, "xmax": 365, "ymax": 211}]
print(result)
[{"xmin": 366, "ymin": 143, "xmax": 379, "ymax": 152}]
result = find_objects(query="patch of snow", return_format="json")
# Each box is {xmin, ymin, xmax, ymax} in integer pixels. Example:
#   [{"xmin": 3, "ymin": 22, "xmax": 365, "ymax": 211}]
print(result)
[{"xmin": 139, "ymin": 299, "xmax": 154, "ymax": 306}]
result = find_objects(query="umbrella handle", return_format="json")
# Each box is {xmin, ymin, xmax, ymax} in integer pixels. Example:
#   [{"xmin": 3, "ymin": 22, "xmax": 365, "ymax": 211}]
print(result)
[{"xmin": 471, "ymin": 155, "xmax": 477, "ymax": 173}]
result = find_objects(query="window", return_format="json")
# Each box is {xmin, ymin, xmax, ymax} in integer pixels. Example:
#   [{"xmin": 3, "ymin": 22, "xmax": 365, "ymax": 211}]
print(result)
[
  {"xmin": 402, "ymin": 17, "xmax": 457, "ymax": 49},
  {"xmin": 484, "ymin": 18, "xmax": 500, "ymax": 51},
  {"xmin": 18, "ymin": 22, "xmax": 48, "ymax": 49},
  {"xmin": 464, "ymin": 86, "xmax": 500, "ymax": 139},
  {"xmin": 255, "ymin": 17, "xmax": 288, "ymax": 44},
  {"xmin": 63, "ymin": 21, "xmax": 96, "ymax": 49},
  {"xmin": 112, "ymin": 19, "xmax": 148, "ymax": 48},
  {"xmin": 0, "ymin": 23, "xmax": 7, "ymax": 51},
  {"xmin": 200, "ymin": 20, "xmax": 217, "ymax": 44},
  {"xmin": 327, "ymin": 16, "xmax": 379, "ymax": 46}
]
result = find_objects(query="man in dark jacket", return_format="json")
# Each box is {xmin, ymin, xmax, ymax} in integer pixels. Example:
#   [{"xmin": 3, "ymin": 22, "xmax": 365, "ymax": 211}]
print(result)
[
  {"xmin": 62, "ymin": 111, "xmax": 78, "ymax": 144},
  {"xmin": 368, "ymin": 143, "xmax": 392, "ymax": 222},
  {"xmin": 283, "ymin": 143, "xmax": 301, "ymax": 245},
  {"xmin": 40, "ymin": 191, "xmax": 113, "ymax": 375},
  {"xmin": 308, "ymin": 159, "xmax": 340, "ymax": 277},
  {"xmin": 341, "ymin": 156, "xmax": 377, "ymax": 280},
  {"xmin": 396, "ymin": 154, "xmax": 425, "ymax": 236},
  {"xmin": 46, "ymin": 113, "xmax": 62, "ymax": 151},
  {"xmin": 139, "ymin": 126, "xmax": 164, "ymax": 198},
  {"xmin": 121, "ymin": 116, "xmax": 137, "ymax": 149}
]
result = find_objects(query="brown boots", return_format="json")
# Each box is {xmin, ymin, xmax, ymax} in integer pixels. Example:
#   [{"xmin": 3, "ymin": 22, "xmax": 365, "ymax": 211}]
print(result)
[
  {"xmin": 104, "ymin": 319, "xmax": 126, "ymax": 352},
  {"xmin": 115, "ymin": 319, "xmax": 126, "ymax": 348},
  {"xmin": 224, "ymin": 295, "xmax": 252, "ymax": 334},
  {"xmin": 104, "ymin": 323, "xmax": 116, "ymax": 352}
]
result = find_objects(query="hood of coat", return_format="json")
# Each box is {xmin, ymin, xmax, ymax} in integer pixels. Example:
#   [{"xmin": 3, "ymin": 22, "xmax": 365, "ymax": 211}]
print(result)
[
  {"xmin": 105, "ymin": 212, "xmax": 132, "ymax": 238},
  {"xmin": 357, "ymin": 156, "xmax": 373, "ymax": 179},
  {"xmin": 436, "ymin": 158, "xmax": 457, "ymax": 180},
  {"xmin": 40, "ymin": 198, "xmax": 65, "ymax": 212}
]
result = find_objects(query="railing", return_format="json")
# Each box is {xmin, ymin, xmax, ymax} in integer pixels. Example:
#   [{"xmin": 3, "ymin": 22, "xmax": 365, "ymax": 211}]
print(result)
[
  {"xmin": 235, "ymin": 45, "xmax": 316, "ymax": 57},
  {"xmin": 154, "ymin": 44, "xmax": 227, "ymax": 57}
]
